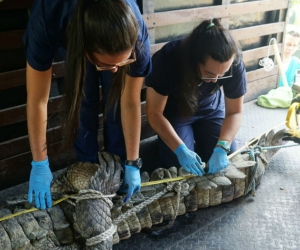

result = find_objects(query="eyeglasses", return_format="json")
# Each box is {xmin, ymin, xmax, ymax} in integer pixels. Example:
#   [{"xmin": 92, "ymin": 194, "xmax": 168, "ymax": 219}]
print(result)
[
  {"xmin": 200, "ymin": 65, "xmax": 233, "ymax": 81},
  {"xmin": 198, "ymin": 65, "xmax": 233, "ymax": 95},
  {"xmin": 94, "ymin": 50, "xmax": 136, "ymax": 71}
]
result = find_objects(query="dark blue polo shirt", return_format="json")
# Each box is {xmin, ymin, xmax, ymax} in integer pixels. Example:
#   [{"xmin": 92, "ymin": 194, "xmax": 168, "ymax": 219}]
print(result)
[
  {"xmin": 145, "ymin": 40, "xmax": 247, "ymax": 118},
  {"xmin": 23, "ymin": 0, "xmax": 151, "ymax": 77}
]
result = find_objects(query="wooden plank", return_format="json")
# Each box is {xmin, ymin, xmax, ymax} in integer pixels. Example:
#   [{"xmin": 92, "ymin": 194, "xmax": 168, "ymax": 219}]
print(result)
[
  {"xmin": 143, "ymin": 0, "xmax": 288, "ymax": 28},
  {"xmin": 2, "ymin": 42, "xmax": 282, "ymax": 74},
  {"xmin": 0, "ymin": 102, "xmax": 149, "ymax": 159},
  {"xmin": 221, "ymin": 0, "xmax": 230, "ymax": 29},
  {"xmin": 0, "ymin": 93, "xmax": 148, "ymax": 128},
  {"xmin": 242, "ymin": 44, "xmax": 282, "ymax": 63},
  {"xmin": 246, "ymin": 66, "xmax": 278, "ymax": 82},
  {"xmin": 151, "ymin": 42, "xmax": 283, "ymax": 60},
  {"xmin": 142, "ymin": 0, "xmax": 154, "ymax": 13},
  {"xmin": 0, "ymin": 147, "xmax": 77, "ymax": 190},
  {"xmin": 52, "ymin": 61, "xmax": 65, "ymax": 79},
  {"xmin": 0, "ymin": 104, "xmax": 27, "ymax": 127},
  {"xmin": 150, "ymin": 43, "xmax": 166, "ymax": 55},
  {"xmin": 0, "ymin": 95, "xmax": 63, "ymax": 127},
  {"xmin": 141, "ymin": 0, "xmax": 155, "ymax": 44},
  {"xmin": 0, "ymin": 62, "xmax": 65, "ymax": 91},
  {"xmin": 244, "ymin": 75, "xmax": 278, "ymax": 102},
  {"xmin": 1, "ymin": 41, "xmax": 283, "ymax": 92},
  {"xmin": 0, "ymin": 68, "xmax": 25, "ymax": 91},
  {"xmin": 230, "ymin": 22, "xmax": 285, "ymax": 41},
  {"xmin": 0, "ymin": 152, "xmax": 32, "ymax": 190},
  {"xmin": 0, "ymin": 115, "xmax": 155, "ymax": 189},
  {"xmin": 0, "ymin": 61, "xmax": 146, "ymax": 91},
  {"xmin": 0, "ymin": 30, "xmax": 25, "ymax": 51},
  {"xmin": 0, "ymin": 0, "xmax": 33, "ymax": 11},
  {"xmin": 0, "ymin": 126, "xmax": 59, "ymax": 160}
]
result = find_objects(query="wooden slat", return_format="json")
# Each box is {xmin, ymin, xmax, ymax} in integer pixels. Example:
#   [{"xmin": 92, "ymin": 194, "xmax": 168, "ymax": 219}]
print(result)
[
  {"xmin": 0, "ymin": 30, "xmax": 25, "ymax": 51},
  {"xmin": 0, "ymin": 127, "xmax": 58, "ymax": 160},
  {"xmin": 0, "ymin": 92, "xmax": 147, "ymax": 128},
  {"xmin": 143, "ymin": 0, "xmax": 288, "ymax": 28},
  {"xmin": 0, "ymin": 0, "xmax": 33, "ymax": 11},
  {"xmin": 0, "ymin": 146, "xmax": 77, "ymax": 190},
  {"xmin": 246, "ymin": 66, "xmax": 278, "ymax": 82},
  {"xmin": 150, "ymin": 43, "xmax": 166, "ymax": 55},
  {"xmin": 150, "ymin": 39, "xmax": 283, "ymax": 58},
  {"xmin": 230, "ymin": 22, "xmax": 285, "ymax": 41},
  {"xmin": 0, "ymin": 116, "xmax": 155, "ymax": 189},
  {"xmin": 244, "ymin": 75, "xmax": 278, "ymax": 102},
  {"xmin": 0, "ymin": 69, "xmax": 279, "ymax": 160},
  {"xmin": 0, "ymin": 39, "xmax": 282, "ymax": 92},
  {"xmin": 242, "ymin": 44, "xmax": 282, "ymax": 63},
  {"xmin": 0, "ymin": 104, "xmax": 27, "ymax": 127},
  {"xmin": 0, "ymin": 152, "xmax": 32, "ymax": 190},
  {"xmin": 0, "ymin": 61, "xmax": 65, "ymax": 91},
  {"xmin": 0, "ymin": 102, "xmax": 149, "ymax": 160},
  {"xmin": 141, "ymin": 113, "xmax": 156, "ymax": 140},
  {"xmin": 0, "ymin": 68, "xmax": 25, "ymax": 91},
  {"xmin": 0, "ymin": 95, "xmax": 63, "ymax": 127},
  {"xmin": 52, "ymin": 61, "xmax": 65, "ymax": 79}
]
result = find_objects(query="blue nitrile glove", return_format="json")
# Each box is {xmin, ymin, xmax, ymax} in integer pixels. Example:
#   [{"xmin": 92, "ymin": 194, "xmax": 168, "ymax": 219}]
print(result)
[
  {"xmin": 119, "ymin": 166, "xmax": 141, "ymax": 203},
  {"xmin": 174, "ymin": 144, "xmax": 204, "ymax": 176},
  {"xmin": 207, "ymin": 147, "xmax": 230, "ymax": 174},
  {"xmin": 28, "ymin": 157, "xmax": 53, "ymax": 209}
]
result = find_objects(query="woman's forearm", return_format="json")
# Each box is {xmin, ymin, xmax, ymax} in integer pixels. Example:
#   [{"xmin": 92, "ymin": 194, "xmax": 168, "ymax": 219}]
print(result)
[
  {"xmin": 121, "ymin": 76, "xmax": 144, "ymax": 161},
  {"xmin": 26, "ymin": 63, "xmax": 52, "ymax": 161},
  {"xmin": 219, "ymin": 112, "xmax": 242, "ymax": 143},
  {"xmin": 146, "ymin": 88, "xmax": 183, "ymax": 151},
  {"xmin": 121, "ymin": 100, "xmax": 141, "ymax": 161},
  {"xmin": 148, "ymin": 112, "xmax": 183, "ymax": 151}
]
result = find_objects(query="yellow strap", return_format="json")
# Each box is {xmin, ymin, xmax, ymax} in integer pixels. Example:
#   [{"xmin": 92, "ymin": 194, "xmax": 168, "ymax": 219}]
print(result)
[{"xmin": 286, "ymin": 103, "xmax": 300, "ymax": 130}]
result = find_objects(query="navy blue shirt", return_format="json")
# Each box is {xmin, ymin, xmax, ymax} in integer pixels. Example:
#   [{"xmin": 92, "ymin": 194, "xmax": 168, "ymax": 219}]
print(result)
[
  {"xmin": 23, "ymin": 0, "xmax": 151, "ymax": 77},
  {"xmin": 145, "ymin": 40, "xmax": 247, "ymax": 118}
]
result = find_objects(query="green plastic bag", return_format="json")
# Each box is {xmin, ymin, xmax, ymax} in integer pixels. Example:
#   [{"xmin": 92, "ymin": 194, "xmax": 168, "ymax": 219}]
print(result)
[{"xmin": 257, "ymin": 86, "xmax": 294, "ymax": 108}]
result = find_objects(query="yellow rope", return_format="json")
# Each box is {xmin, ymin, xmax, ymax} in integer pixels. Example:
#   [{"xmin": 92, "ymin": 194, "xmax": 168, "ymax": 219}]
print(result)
[{"xmin": 0, "ymin": 121, "xmax": 285, "ymax": 222}]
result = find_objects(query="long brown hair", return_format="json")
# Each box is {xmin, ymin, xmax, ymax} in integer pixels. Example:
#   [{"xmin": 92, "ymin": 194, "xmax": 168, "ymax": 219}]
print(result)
[
  {"xmin": 62, "ymin": 0, "xmax": 138, "ymax": 146},
  {"xmin": 179, "ymin": 18, "xmax": 241, "ymax": 118}
]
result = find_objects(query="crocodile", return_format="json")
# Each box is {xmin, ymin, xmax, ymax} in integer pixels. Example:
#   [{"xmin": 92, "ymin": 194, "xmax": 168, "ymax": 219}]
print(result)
[
  {"xmin": 0, "ymin": 152, "xmax": 122, "ymax": 250},
  {"xmin": 0, "ymin": 128, "xmax": 287, "ymax": 249}
]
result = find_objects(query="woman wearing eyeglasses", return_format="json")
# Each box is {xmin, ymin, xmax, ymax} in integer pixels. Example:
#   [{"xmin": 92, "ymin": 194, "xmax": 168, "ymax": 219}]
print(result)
[
  {"xmin": 145, "ymin": 19, "xmax": 246, "ymax": 175},
  {"xmin": 23, "ymin": 0, "xmax": 151, "ymax": 209}
]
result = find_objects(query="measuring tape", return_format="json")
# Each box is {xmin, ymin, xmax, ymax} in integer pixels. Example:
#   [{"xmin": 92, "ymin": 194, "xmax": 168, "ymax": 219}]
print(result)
[
  {"xmin": 0, "ymin": 195, "xmax": 71, "ymax": 222},
  {"xmin": 141, "ymin": 174, "xmax": 195, "ymax": 187}
]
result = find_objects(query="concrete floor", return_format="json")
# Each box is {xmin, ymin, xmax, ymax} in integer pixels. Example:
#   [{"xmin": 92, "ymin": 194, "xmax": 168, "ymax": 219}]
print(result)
[{"xmin": 114, "ymin": 100, "xmax": 300, "ymax": 250}]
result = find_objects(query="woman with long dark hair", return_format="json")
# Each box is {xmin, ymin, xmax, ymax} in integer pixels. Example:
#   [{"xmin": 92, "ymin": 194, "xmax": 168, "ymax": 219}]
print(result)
[
  {"xmin": 146, "ymin": 19, "xmax": 246, "ymax": 175},
  {"xmin": 24, "ymin": 0, "xmax": 151, "ymax": 209}
]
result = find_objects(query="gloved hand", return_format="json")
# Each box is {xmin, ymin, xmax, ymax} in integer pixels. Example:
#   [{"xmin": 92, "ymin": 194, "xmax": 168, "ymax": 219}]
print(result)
[
  {"xmin": 207, "ymin": 147, "xmax": 229, "ymax": 174},
  {"xmin": 174, "ymin": 144, "xmax": 204, "ymax": 176},
  {"xmin": 28, "ymin": 157, "xmax": 53, "ymax": 209},
  {"xmin": 119, "ymin": 166, "xmax": 141, "ymax": 203}
]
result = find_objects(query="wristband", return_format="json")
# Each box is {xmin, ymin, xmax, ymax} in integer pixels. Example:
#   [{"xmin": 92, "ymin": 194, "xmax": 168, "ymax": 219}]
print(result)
[
  {"xmin": 125, "ymin": 158, "xmax": 142, "ymax": 169},
  {"xmin": 216, "ymin": 140, "xmax": 231, "ymax": 153}
]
